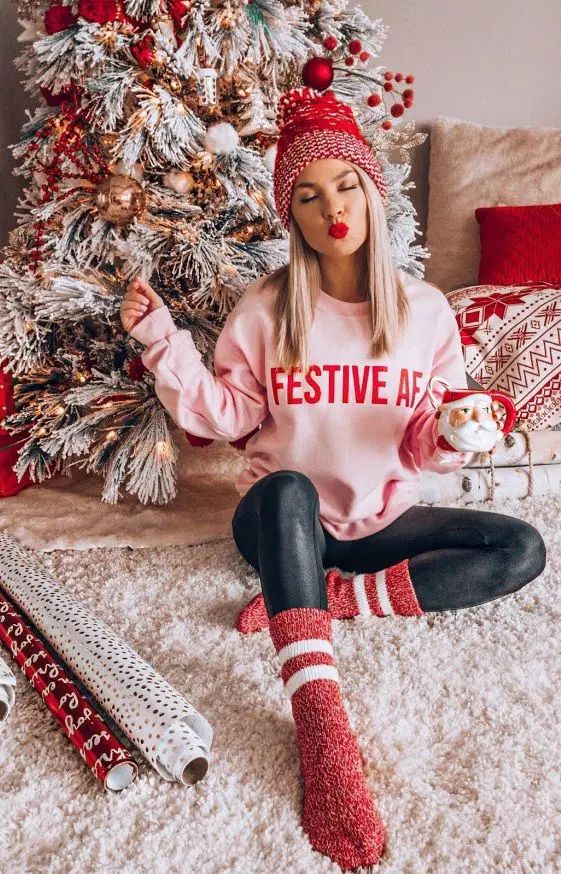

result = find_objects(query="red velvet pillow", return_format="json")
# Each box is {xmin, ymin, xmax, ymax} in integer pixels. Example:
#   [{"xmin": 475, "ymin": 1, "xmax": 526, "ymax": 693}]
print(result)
[{"xmin": 475, "ymin": 202, "xmax": 561, "ymax": 286}]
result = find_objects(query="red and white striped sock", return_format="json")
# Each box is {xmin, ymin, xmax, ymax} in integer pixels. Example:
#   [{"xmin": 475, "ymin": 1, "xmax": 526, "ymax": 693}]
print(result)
[
  {"xmin": 269, "ymin": 606, "xmax": 385, "ymax": 870},
  {"xmin": 236, "ymin": 558, "xmax": 424, "ymax": 633}
]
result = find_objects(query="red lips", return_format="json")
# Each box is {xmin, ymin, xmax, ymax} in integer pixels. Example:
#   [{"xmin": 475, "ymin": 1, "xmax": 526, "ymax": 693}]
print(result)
[{"xmin": 328, "ymin": 222, "xmax": 349, "ymax": 239}]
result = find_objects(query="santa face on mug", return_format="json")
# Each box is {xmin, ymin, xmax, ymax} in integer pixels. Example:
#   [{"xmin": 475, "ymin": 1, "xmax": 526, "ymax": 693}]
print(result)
[
  {"xmin": 428, "ymin": 376, "xmax": 517, "ymax": 454},
  {"xmin": 437, "ymin": 395, "xmax": 503, "ymax": 453}
]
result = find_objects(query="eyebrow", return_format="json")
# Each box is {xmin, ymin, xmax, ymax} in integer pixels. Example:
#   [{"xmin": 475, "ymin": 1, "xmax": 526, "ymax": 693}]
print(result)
[{"xmin": 294, "ymin": 169, "xmax": 358, "ymax": 190}]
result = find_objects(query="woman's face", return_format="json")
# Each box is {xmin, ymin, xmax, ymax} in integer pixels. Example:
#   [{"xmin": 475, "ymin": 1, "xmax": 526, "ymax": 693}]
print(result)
[{"xmin": 289, "ymin": 158, "xmax": 369, "ymax": 256}]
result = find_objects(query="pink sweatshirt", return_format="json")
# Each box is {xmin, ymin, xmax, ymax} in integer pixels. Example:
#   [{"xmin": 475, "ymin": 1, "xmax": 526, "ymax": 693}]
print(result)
[{"xmin": 130, "ymin": 268, "xmax": 473, "ymax": 540}]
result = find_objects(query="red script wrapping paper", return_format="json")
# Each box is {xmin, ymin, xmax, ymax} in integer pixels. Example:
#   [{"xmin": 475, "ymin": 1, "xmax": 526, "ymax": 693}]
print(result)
[{"xmin": 0, "ymin": 591, "xmax": 138, "ymax": 791}]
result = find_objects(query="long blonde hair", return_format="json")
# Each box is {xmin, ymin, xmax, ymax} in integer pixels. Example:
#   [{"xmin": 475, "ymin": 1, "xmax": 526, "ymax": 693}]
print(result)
[{"xmin": 268, "ymin": 162, "xmax": 411, "ymax": 374}]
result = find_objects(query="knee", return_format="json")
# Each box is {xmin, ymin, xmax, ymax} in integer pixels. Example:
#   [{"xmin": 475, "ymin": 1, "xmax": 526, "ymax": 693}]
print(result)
[
  {"xmin": 259, "ymin": 470, "xmax": 319, "ymax": 515},
  {"xmin": 502, "ymin": 520, "xmax": 547, "ymax": 593}
]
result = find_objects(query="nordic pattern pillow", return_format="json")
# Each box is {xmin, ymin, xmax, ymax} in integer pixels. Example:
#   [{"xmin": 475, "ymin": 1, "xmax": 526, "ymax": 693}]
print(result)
[{"xmin": 446, "ymin": 283, "xmax": 561, "ymax": 430}]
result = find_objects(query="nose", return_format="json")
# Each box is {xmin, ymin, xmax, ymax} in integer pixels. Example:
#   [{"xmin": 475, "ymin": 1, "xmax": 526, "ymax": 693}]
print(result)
[
  {"xmin": 473, "ymin": 406, "xmax": 484, "ymax": 422},
  {"xmin": 324, "ymin": 196, "xmax": 345, "ymax": 222}
]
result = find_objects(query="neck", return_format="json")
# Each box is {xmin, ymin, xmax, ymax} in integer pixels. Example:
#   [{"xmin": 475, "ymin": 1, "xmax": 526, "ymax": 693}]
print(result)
[{"xmin": 317, "ymin": 249, "xmax": 368, "ymax": 302}]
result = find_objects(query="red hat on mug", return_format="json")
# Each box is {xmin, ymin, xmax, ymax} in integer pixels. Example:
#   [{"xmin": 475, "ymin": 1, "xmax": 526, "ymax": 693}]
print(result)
[{"xmin": 272, "ymin": 73, "xmax": 389, "ymax": 231}]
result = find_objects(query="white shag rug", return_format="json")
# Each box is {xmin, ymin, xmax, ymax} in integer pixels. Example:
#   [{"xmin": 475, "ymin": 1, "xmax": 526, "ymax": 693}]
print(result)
[{"xmin": 0, "ymin": 494, "xmax": 559, "ymax": 874}]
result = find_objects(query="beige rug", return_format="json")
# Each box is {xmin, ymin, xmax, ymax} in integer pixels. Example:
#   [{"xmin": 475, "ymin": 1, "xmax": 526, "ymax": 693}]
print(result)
[
  {"xmin": 0, "ymin": 436, "xmax": 247, "ymax": 551},
  {"xmin": 0, "ymin": 493, "xmax": 558, "ymax": 873}
]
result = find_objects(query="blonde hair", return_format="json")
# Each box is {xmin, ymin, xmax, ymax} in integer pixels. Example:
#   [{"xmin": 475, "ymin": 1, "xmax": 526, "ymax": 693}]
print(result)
[{"xmin": 268, "ymin": 162, "xmax": 411, "ymax": 374}]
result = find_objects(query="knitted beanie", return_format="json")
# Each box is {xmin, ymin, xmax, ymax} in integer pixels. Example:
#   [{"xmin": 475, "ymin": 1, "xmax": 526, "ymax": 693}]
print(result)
[{"xmin": 273, "ymin": 86, "xmax": 389, "ymax": 231}]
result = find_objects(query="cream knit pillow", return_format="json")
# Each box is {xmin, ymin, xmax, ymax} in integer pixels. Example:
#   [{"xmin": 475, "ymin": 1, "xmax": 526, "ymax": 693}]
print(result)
[{"xmin": 424, "ymin": 116, "xmax": 561, "ymax": 293}]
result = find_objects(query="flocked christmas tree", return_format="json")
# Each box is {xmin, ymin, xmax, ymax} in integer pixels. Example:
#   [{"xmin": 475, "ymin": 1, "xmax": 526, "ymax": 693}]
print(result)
[{"xmin": 0, "ymin": 0, "xmax": 427, "ymax": 504}]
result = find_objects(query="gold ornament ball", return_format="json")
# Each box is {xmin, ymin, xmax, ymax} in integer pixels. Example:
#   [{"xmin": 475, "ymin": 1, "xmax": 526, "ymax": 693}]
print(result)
[{"xmin": 95, "ymin": 174, "xmax": 147, "ymax": 225}]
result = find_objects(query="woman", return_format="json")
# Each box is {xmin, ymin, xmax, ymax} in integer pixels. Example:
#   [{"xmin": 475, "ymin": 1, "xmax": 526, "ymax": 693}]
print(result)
[{"xmin": 121, "ymin": 85, "xmax": 546, "ymax": 871}]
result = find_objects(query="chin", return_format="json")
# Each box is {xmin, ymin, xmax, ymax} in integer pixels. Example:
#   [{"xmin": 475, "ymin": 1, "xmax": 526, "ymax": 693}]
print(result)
[{"xmin": 315, "ymin": 236, "xmax": 362, "ymax": 255}]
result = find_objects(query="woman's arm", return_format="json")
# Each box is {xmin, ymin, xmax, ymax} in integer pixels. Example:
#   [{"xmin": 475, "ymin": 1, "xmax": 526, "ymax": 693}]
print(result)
[
  {"xmin": 399, "ymin": 303, "xmax": 474, "ymax": 474},
  {"xmin": 129, "ymin": 304, "xmax": 269, "ymax": 442}
]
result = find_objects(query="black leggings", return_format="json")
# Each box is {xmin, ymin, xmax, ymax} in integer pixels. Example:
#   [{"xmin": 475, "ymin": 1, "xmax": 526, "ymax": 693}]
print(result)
[{"xmin": 231, "ymin": 470, "xmax": 547, "ymax": 616}]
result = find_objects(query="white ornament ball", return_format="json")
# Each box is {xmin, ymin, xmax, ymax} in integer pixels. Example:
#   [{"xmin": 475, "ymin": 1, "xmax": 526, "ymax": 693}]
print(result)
[
  {"xmin": 263, "ymin": 144, "xmax": 277, "ymax": 174},
  {"xmin": 204, "ymin": 122, "xmax": 239, "ymax": 155}
]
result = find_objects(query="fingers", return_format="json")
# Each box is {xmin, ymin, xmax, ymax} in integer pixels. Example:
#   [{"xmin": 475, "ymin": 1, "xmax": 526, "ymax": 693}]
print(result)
[
  {"xmin": 125, "ymin": 289, "xmax": 149, "ymax": 303},
  {"xmin": 122, "ymin": 302, "xmax": 148, "ymax": 315},
  {"xmin": 127, "ymin": 275, "xmax": 154, "ymax": 297}
]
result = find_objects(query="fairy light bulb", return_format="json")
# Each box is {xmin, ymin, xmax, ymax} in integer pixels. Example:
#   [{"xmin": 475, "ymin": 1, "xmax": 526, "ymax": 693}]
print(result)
[{"xmin": 155, "ymin": 440, "xmax": 171, "ymax": 459}]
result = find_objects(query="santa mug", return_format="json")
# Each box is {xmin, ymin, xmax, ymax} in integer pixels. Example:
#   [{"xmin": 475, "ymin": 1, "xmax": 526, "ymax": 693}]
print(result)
[{"xmin": 427, "ymin": 376, "xmax": 517, "ymax": 453}]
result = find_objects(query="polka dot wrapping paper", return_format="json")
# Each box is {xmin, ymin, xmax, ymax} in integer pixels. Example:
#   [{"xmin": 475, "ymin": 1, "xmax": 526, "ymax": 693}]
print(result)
[
  {"xmin": 0, "ymin": 532, "xmax": 213, "ymax": 786},
  {"xmin": 0, "ymin": 591, "xmax": 138, "ymax": 791},
  {"xmin": 0, "ymin": 651, "xmax": 16, "ymax": 721}
]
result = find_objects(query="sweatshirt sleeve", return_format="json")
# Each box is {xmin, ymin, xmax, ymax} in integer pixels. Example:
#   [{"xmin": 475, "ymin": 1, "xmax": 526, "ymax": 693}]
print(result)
[
  {"xmin": 399, "ymin": 300, "xmax": 475, "ymax": 474},
  {"xmin": 128, "ymin": 304, "xmax": 269, "ymax": 441}
]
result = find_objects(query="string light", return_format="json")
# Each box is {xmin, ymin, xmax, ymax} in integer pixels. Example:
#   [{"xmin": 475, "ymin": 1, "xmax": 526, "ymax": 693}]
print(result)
[{"xmin": 154, "ymin": 440, "xmax": 171, "ymax": 459}]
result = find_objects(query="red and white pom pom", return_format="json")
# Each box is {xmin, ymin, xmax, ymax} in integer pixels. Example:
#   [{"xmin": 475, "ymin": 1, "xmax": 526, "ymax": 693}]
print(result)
[
  {"xmin": 204, "ymin": 122, "xmax": 240, "ymax": 154},
  {"xmin": 275, "ymin": 86, "xmax": 323, "ymax": 129}
]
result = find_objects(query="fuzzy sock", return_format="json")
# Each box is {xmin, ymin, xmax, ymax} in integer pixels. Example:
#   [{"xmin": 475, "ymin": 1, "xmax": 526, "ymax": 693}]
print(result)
[
  {"xmin": 236, "ymin": 559, "xmax": 424, "ymax": 633},
  {"xmin": 269, "ymin": 607, "xmax": 385, "ymax": 870}
]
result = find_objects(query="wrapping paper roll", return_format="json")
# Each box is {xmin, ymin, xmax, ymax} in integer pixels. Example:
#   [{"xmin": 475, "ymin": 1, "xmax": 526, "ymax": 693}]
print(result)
[
  {"xmin": 0, "ymin": 652, "xmax": 16, "ymax": 721},
  {"xmin": 0, "ymin": 593, "xmax": 138, "ymax": 790},
  {"xmin": 0, "ymin": 532, "xmax": 212, "ymax": 784}
]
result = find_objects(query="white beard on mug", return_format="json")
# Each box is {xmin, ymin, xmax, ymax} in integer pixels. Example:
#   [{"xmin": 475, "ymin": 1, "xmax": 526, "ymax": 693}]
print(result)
[{"xmin": 442, "ymin": 410, "xmax": 500, "ymax": 452}]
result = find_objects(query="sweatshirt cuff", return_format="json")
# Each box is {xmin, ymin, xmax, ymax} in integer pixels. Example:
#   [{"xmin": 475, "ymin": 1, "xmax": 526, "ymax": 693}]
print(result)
[{"xmin": 129, "ymin": 306, "xmax": 178, "ymax": 346}]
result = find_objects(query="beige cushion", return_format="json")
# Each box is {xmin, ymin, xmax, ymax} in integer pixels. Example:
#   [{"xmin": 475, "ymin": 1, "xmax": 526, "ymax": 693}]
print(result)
[{"xmin": 424, "ymin": 116, "xmax": 561, "ymax": 293}]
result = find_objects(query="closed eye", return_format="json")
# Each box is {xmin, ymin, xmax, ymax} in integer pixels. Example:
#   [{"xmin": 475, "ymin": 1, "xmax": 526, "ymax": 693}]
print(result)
[{"xmin": 300, "ymin": 185, "xmax": 359, "ymax": 204}]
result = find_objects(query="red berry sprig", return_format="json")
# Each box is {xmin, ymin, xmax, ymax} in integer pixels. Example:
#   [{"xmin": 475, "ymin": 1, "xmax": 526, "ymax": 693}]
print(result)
[
  {"xmin": 321, "ymin": 33, "xmax": 415, "ymax": 132},
  {"xmin": 374, "ymin": 71, "xmax": 415, "ymax": 128}
]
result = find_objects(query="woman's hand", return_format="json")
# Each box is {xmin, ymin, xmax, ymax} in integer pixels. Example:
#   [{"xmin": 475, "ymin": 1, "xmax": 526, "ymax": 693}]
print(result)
[{"xmin": 120, "ymin": 276, "xmax": 166, "ymax": 333}]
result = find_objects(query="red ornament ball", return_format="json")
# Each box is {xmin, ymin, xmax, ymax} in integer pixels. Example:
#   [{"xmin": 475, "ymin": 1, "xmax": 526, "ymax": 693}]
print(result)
[
  {"xmin": 405, "ymin": 74, "xmax": 415, "ymax": 83},
  {"xmin": 132, "ymin": 34, "xmax": 155, "ymax": 69},
  {"xmin": 381, "ymin": 120, "xmax": 392, "ymax": 130},
  {"xmin": 78, "ymin": 0, "xmax": 118, "ymax": 24},
  {"xmin": 403, "ymin": 88, "xmax": 414, "ymax": 100},
  {"xmin": 390, "ymin": 104, "xmax": 404, "ymax": 117},
  {"xmin": 384, "ymin": 71, "xmax": 393, "ymax": 81},
  {"xmin": 323, "ymin": 36, "xmax": 338, "ymax": 51},
  {"xmin": 383, "ymin": 82, "xmax": 393, "ymax": 92},
  {"xmin": 169, "ymin": 0, "xmax": 189, "ymax": 28},
  {"xmin": 403, "ymin": 98, "xmax": 413, "ymax": 108},
  {"xmin": 359, "ymin": 51, "xmax": 370, "ymax": 62},
  {"xmin": 44, "ymin": 3, "xmax": 77, "ymax": 33},
  {"xmin": 367, "ymin": 93, "xmax": 382, "ymax": 107},
  {"xmin": 348, "ymin": 39, "xmax": 362, "ymax": 54},
  {"xmin": 344, "ymin": 57, "xmax": 354, "ymax": 67},
  {"xmin": 302, "ymin": 56, "xmax": 334, "ymax": 92},
  {"xmin": 395, "ymin": 72, "xmax": 404, "ymax": 82}
]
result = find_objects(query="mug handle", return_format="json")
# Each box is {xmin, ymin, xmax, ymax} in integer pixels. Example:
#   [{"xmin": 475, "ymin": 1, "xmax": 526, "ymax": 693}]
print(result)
[
  {"xmin": 489, "ymin": 391, "xmax": 517, "ymax": 434},
  {"xmin": 427, "ymin": 376, "xmax": 451, "ymax": 410}
]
